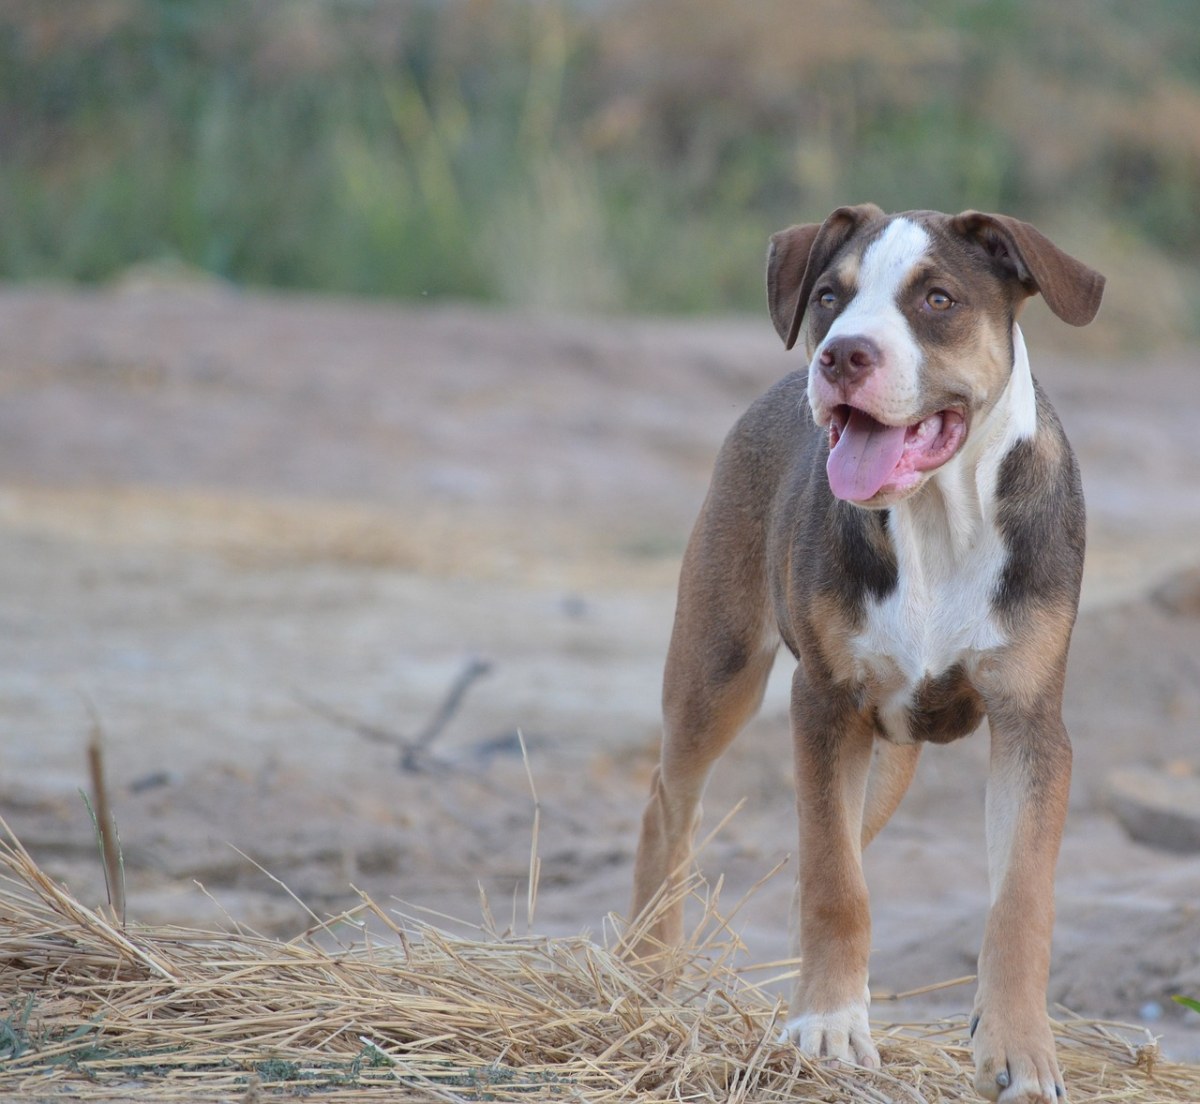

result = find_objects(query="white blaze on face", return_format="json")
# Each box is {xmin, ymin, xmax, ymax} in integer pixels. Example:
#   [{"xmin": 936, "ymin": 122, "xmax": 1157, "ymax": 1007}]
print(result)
[{"xmin": 808, "ymin": 218, "xmax": 932, "ymax": 426}]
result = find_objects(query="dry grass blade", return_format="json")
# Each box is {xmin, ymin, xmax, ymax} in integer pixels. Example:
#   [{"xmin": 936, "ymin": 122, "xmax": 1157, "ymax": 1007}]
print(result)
[
  {"xmin": 0, "ymin": 815, "xmax": 1196, "ymax": 1102},
  {"xmin": 83, "ymin": 698, "xmax": 125, "ymax": 926},
  {"xmin": 517, "ymin": 730, "xmax": 541, "ymax": 932}
]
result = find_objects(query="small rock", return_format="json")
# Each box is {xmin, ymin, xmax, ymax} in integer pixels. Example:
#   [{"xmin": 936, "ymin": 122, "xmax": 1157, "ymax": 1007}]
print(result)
[
  {"xmin": 560, "ymin": 593, "xmax": 589, "ymax": 619},
  {"xmin": 1151, "ymin": 566, "xmax": 1200, "ymax": 617},
  {"xmin": 1109, "ymin": 765, "xmax": 1200, "ymax": 853}
]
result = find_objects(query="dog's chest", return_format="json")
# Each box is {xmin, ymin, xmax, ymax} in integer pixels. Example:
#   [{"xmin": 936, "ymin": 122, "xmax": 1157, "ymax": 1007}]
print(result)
[{"xmin": 851, "ymin": 506, "xmax": 1008, "ymax": 743}]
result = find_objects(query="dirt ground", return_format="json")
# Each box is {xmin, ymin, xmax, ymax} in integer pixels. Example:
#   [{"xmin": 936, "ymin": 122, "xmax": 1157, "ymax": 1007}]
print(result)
[{"xmin": 1, "ymin": 276, "xmax": 1198, "ymax": 1061}]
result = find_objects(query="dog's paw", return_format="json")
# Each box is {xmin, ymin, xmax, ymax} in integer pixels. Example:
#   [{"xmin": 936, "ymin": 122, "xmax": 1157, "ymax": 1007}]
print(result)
[
  {"xmin": 779, "ymin": 1001, "xmax": 880, "ymax": 1069},
  {"xmin": 970, "ymin": 1009, "xmax": 1065, "ymax": 1103}
]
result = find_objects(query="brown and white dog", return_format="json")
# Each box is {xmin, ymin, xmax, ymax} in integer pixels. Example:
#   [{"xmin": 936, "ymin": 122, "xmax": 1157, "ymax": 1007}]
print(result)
[{"xmin": 629, "ymin": 205, "xmax": 1104, "ymax": 1103}]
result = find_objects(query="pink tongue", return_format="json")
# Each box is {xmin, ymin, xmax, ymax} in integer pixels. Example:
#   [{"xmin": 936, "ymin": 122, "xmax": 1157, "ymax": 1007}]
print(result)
[{"xmin": 827, "ymin": 409, "xmax": 908, "ymax": 502}]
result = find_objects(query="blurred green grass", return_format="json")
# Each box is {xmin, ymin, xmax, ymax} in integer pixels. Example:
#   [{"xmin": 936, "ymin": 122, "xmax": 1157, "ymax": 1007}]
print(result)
[{"xmin": 1, "ymin": 0, "xmax": 1197, "ymax": 338}]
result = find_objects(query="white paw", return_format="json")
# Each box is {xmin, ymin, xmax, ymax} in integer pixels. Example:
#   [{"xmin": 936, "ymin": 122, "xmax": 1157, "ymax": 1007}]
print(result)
[
  {"xmin": 972, "ymin": 1012, "xmax": 1064, "ymax": 1103},
  {"xmin": 780, "ymin": 1001, "xmax": 880, "ymax": 1069}
]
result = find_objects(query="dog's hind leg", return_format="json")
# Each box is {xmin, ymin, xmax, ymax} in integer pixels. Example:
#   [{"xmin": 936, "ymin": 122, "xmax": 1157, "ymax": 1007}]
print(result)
[
  {"xmin": 628, "ymin": 642, "xmax": 776, "ymax": 957},
  {"xmin": 861, "ymin": 740, "xmax": 921, "ymax": 848},
  {"xmin": 627, "ymin": 503, "xmax": 777, "ymax": 958}
]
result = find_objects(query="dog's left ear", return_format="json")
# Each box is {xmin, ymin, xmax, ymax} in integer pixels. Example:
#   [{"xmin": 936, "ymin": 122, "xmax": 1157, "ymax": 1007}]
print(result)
[{"xmin": 951, "ymin": 211, "xmax": 1106, "ymax": 326}]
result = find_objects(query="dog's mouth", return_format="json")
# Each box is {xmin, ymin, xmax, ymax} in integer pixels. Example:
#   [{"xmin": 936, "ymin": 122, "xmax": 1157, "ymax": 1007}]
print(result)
[{"xmin": 826, "ymin": 405, "xmax": 967, "ymax": 503}]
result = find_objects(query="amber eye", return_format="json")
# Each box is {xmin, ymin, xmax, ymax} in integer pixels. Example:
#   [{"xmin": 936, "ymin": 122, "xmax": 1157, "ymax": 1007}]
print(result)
[
  {"xmin": 817, "ymin": 289, "xmax": 838, "ymax": 309},
  {"xmin": 926, "ymin": 289, "xmax": 955, "ymax": 311}
]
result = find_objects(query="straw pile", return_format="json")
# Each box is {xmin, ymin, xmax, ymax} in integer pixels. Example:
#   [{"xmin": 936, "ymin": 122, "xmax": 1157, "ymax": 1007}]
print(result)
[{"xmin": 0, "ymin": 820, "xmax": 1196, "ymax": 1103}]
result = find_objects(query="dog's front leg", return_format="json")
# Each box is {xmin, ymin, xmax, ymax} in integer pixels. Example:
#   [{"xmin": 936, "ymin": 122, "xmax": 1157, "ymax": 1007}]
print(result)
[
  {"xmin": 782, "ymin": 671, "xmax": 880, "ymax": 1068},
  {"xmin": 971, "ymin": 706, "xmax": 1071, "ymax": 1103}
]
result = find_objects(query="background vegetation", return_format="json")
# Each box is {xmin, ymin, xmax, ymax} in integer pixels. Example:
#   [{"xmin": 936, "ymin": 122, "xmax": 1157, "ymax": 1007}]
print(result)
[{"xmin": 1, "ymin": 0, "xmax": 1198, "ymax": 337}]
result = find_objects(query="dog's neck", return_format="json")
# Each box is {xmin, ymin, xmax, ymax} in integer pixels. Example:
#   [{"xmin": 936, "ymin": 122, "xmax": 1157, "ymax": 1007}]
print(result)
[{"xmin": 891, "ymin": 325, "xmax": 1037, "ymax": 564}]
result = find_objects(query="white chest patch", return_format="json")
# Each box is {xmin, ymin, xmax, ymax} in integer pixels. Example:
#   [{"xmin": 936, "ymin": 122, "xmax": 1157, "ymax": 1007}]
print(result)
[
  {"xmin": 853, "ymin": 503, "xmax": 1008, "ymax": 742},
  {"xmin": 850, "ymin": 326, "xmax": 1039, "ymax": 742}
]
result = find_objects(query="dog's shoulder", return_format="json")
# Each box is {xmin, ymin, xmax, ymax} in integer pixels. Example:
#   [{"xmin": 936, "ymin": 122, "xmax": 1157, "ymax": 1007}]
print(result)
[
  {"xmin": 993, "ymin": 379, "xmax": 1086, "ymax": 615},
  {"xmin": 729, "ymin": 369, "xmax": 812, "ymax": 442},
  {"xmin": 708, "ymin": 370, "xmax": 821, "ymax": 494}
]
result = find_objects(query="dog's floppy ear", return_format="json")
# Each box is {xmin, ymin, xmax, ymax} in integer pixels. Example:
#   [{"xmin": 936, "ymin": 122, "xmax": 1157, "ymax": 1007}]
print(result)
[
  {"xmin": 766, "ymin": 203, "xmax": 885, "ymax": 350},
  {"xmin": 766, "ymin": 222, "xmax": 821, "ymax": 347},
  {"xmin": 951, "ymin": 211, "xmax": 1105, "ymax": 326}
]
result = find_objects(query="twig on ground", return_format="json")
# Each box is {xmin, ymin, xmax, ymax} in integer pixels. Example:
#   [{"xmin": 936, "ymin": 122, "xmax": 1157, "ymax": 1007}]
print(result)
[
  {"xmin": 296, "ymin": 655, "xmax": 492, "ymax": 773},
  {"xmin": 410, "ymin": 656, "xmax": 493, "ymax": 763}
]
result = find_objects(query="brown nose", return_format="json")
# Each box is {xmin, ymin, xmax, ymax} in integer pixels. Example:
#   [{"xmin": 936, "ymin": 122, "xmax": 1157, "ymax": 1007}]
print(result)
[{"xmin": 818, "ymin": 335, "xmax": 881, "ymax": 385}]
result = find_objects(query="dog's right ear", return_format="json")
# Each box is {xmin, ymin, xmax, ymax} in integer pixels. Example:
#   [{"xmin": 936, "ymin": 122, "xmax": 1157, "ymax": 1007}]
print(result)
[
  {"xmin": 767, "ymin": 203, "xmax": 884, "ymax": 350},
  {"xmin": 767, "ymin": 223, "xmax": 822, "ymax": 347}
]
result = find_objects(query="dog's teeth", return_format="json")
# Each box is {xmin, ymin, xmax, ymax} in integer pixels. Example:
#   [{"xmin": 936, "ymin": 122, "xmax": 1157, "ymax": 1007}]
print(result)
[{"xmin": 907, "ymin": 413, "xmax": 943, "ymax": 449}]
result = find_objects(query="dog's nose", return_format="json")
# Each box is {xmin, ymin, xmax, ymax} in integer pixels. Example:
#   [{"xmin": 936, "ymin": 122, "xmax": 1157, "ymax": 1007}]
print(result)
[{"xmin": 818, "ymin": 336, "xmax": 882, "ymax": 385}]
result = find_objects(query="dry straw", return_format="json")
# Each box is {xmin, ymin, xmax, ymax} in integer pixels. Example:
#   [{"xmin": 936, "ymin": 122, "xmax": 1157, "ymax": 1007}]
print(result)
[{"xmin": 0, "ymin": 817, "xmax": 1196, "ymax": 1103}]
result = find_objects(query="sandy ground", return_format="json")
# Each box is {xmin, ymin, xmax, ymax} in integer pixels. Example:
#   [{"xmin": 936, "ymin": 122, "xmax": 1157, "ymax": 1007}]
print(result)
[{"xmin": 1, "ymin": 277, "xmax": 1198, "ymax": 1061}]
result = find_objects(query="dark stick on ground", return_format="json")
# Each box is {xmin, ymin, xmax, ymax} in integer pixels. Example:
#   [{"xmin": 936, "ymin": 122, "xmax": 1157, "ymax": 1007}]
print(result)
[
  {"xmin": 296, "ymin": 656, "xmax": 493, "ymax": 772},
  {"xmin": 409, "ymin": 656, "xmax": 493, "ymax": 762}
]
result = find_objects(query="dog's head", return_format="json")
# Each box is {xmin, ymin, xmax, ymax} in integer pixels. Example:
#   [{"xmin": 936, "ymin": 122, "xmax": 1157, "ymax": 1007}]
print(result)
[{"xmin": 766, "ymin": 206, "xmax": 1105, "ymax": 506}]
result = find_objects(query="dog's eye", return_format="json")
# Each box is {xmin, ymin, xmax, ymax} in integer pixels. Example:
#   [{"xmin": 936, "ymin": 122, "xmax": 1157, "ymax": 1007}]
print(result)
[
  {"xmin": 926, "ymin": 289, "xmax": 955, "ymax": 311},
  {"xmin": 817, "ymin": 290, "xmax": 838, "ymax": 309}
]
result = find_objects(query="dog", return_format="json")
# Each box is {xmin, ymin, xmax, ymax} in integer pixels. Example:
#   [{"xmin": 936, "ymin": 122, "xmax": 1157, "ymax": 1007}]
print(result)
[{"xmin": 629, "ymin": 205, "xmax": 1104, "ymax": 1103}]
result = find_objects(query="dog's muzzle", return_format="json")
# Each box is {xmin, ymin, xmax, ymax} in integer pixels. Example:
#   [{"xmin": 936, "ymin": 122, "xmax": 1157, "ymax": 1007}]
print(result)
[{"xmin": 826, "ymin": 405, "xmax": 966, "ymax": 502}]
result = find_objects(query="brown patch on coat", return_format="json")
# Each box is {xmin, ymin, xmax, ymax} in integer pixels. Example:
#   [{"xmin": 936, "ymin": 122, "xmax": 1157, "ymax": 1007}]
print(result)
[
  {"xmin": 907, "ymin": 663, "xmax": 987, "ymax": 745},
  {"xmin": 796, "ymin": 589, "xmax": 861, "ymax": 685},
  {"xmin": 993, "ymin": 391, "xmax": 1086, "ymax": 618}
]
